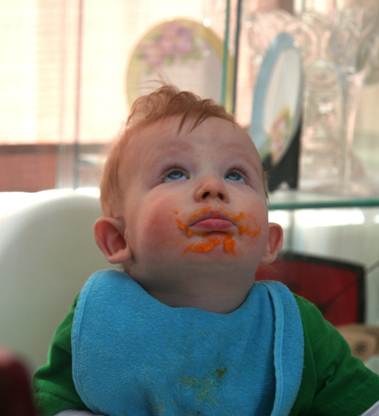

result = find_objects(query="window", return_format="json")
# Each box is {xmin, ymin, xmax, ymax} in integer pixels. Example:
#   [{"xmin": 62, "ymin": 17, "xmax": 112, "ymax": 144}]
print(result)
[{"xmin": 1, "ymin": 0, "xmax": 294, "ymax": 191}]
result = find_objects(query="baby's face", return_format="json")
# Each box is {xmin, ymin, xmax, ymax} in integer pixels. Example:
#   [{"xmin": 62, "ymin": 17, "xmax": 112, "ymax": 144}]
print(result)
[{"xmin": 118, "ymin": 116, "xmax": 274, "ymax": 292}]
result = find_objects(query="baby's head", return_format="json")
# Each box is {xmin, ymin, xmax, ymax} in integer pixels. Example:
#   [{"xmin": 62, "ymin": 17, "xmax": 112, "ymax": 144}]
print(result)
[
  {"xmin": 94, "ymin": 85, "xmax": 283, "ymax": 311},
  {"xmin": 99, "ymin": 85, "xmax": 236, "ymax": 217}
]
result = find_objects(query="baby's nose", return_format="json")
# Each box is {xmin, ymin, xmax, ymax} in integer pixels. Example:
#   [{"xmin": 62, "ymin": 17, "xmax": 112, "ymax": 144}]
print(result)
[{"xmin": 194, "ymin": 177, "xmax": 230, "ymax": 202}]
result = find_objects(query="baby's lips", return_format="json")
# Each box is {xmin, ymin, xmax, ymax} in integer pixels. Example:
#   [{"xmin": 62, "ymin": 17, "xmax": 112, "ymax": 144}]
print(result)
[{"xmin": 191, "ymin": 218, "xmax": 234, "ymax": 231}]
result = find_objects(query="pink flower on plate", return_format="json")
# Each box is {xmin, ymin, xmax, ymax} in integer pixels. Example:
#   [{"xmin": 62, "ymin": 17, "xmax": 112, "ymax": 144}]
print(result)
[
  {"xmin": 155, "ymin": 22, "xmax": 196, "ymax": 59},
  {"xmin": 158, "ymin": 34, "xmax": 177, "ymax": 55},
  {"xmin": 138, "ymin": 21, "xmax": 201, "ymax": 72},
  {"xmin": 173, "ymin": 27, "xmax": 194, "ymax": 55},
  {"xmin": 140, "ymin": 42, "xmax": 165, "ymax": 68}
]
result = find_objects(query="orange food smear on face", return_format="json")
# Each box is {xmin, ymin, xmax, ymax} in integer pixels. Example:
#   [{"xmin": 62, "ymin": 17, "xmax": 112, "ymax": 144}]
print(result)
[
  {"xmin": 237, "ymin": 224, "xmax": 261, "ymax": 238},
  {"xmin": 183, "ymin": 235, "xmax": 237, "ymax": 255},
  {"xmin": 223, "ymin": 234, "xmax": 236, "ymax": 255},
  {"xmin": 187, "ymin": 207, "xmax": 213, "ymax": 225},
  {"xmin": 176, "ymin": 219, "xmax": 194, "ymax": 237},
  {"xmin": 231, "ymin": 212, "xmax": 246, "ymax": 223},
  {"xmin": 175, "ymin": 208, "xmax": 260, "ymax": 256},
  {"xmin": 184, "ymin": 236, "xmax": 222, "ymax": 253}
]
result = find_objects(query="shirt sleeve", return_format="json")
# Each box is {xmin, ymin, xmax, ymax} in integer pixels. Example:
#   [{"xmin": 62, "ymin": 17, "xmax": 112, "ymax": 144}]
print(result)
[
  {"xmin": 293, "ymin": 295, "xmax": 379, "ymax": 416},
  {"xmin": 33, "ymin": 298, "xmax": 89, "ymax": 416}
]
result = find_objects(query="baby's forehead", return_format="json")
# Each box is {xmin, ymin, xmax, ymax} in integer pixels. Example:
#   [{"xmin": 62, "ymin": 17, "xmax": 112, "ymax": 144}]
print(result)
[
  {"xmin": 122, "ymin": 116, "xmax": 262, "ymax": 170},
  {"xmin": 128, "ymin": 116, "xmax": 252, "ymax": 148}
]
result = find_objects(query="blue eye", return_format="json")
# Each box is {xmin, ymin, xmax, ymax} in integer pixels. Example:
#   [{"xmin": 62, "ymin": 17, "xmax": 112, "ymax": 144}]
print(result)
[
  {"xmin": 163, "ymin": 169, "xmax": 189, "ymax": 182},
  {"xmin": 225, "ymin": 169, "xmax": 246, "ymax": 183}
]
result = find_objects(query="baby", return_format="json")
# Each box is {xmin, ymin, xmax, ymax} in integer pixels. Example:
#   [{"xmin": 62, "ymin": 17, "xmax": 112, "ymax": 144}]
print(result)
[{"xmin": 34, "ymin": 86, "xmax": 379, "ymax": 416}]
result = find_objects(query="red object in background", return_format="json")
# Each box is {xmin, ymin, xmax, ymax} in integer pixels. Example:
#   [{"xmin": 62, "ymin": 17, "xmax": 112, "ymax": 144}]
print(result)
[
  {"xmin": 0, "ymin": 348, "xmax": 38, "ymax": 416},
  {"xmin": 256, "ymin": 251, "xmax": 365, "ymax": 326}
]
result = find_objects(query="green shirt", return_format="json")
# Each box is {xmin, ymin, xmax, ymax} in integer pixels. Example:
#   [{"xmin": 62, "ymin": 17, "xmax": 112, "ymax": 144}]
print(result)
[{"xmin": 34, "ymin": 294, "xmax": 379, "ymax": 416}]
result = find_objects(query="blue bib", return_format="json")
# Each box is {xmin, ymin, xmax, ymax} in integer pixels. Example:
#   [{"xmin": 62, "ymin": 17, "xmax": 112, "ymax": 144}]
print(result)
[{"xmin": 72, "ymin": 270, "xmax": 303, "ymax": 416}]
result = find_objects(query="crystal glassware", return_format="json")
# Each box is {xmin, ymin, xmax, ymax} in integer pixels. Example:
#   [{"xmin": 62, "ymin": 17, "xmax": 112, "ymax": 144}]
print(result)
[{"xmin": 245, "ymin": 0, "xmax": 379, "ymax": 196}]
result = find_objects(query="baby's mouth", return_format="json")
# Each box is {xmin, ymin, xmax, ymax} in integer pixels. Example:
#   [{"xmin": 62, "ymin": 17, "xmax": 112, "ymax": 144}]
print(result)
[
  {"xmin": 175, "ymin": 207, "xmax": 260, "ymax": 243},
  {"xmin": 188, "ymin": 209, "xmax": 236, "ymax": 233},
  {"xmin": 190, "ymin": 217, "xmax": 234, "ymax": 232},
  {"xmin": 175, "ymin": 207, "xmax": 260, "ymax": 255},
  {"xmin": 189, "ymin": 207, "xmax": 233, "ymax": 223}
]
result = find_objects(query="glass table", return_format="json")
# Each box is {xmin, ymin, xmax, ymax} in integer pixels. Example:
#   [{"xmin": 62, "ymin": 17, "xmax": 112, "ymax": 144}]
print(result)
[{"xmin": 269, "ymin": 190, "xmax": 379, "ymax": 210}]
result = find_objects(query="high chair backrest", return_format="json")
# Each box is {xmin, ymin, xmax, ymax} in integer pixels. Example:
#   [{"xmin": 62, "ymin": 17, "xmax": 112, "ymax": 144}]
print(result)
[{"xmin": 0, "ymin": 190, "xmax": 109, "ymax": 369}]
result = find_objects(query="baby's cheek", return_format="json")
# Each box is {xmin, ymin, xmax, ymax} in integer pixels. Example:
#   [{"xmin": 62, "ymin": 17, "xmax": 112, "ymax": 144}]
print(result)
[
  {"xmin": 234, "ymin": 212, "xmax": 267, "ymax": 251},
  {"xmin": 140, "ymin": 209, "xmax": 181, "ymax": 251}
]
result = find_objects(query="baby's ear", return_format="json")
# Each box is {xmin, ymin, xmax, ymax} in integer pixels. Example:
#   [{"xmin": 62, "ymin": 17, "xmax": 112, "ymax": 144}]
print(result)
[
  {"xmin": 93, "ymin": 217, "xmax": 132, "ymax": 264},
  {"xmin": 260, "ymin": 222, "xmax": 283, "ymax": 265}
]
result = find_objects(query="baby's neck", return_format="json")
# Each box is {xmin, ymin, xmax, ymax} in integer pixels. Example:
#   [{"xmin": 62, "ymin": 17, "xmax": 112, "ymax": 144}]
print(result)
[
  {"xmin": 147, "ymin": 286, "xmax": 252, "ymax": 314},
  {"xmin": 130, "ymin": 265, "xmax": 257, "ymax": 314}
]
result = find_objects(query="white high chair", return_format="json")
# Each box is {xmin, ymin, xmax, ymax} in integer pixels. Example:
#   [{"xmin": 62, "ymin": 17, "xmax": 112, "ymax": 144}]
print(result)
[{"xmin": 0, "ymin": 190, "xmax": 109, "ymax": 370}]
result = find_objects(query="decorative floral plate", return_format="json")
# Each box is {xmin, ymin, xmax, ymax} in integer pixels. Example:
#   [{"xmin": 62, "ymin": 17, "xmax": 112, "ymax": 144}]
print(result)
[
  {"xmin": 126, "ymin": 18, "xmax": 230, "ymax": 109},
  {"xmin": 249, "ymin": 32, "xmax": 303, "ymax": 165}
]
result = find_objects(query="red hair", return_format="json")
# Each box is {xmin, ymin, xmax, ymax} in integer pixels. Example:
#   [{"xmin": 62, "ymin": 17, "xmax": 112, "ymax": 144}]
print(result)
[{"xmin": 100, "ymin": 85, "xmax": 236, "ymax": 216}]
